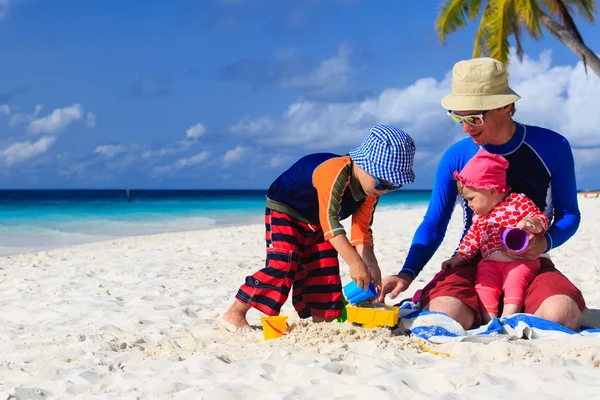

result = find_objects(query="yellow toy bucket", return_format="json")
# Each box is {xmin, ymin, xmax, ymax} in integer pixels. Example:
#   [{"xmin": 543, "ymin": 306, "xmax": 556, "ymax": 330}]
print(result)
[{"xmin": 260, "ymin": 316, "xmax": 289, "ymax": 340}]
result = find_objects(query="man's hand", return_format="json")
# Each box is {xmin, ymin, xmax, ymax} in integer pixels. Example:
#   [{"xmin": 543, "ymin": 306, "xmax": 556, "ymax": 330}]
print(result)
[
  {"xmin": 508, "ymin": 217, "xmax": 548, "ymax": 260},
  {"xmin": 378, "ymin": 273, "xmax": 413, "ymax": 302},
  {"xmin": 441, "ymin": 254, "xmax": 468, "ymax": 270},
  {"xmin": 507, "ymin": 234, "xmax": 547, "ymax": 260}
]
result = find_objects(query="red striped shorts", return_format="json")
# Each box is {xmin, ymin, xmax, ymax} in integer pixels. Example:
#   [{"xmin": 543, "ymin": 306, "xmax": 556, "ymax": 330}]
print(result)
[{"xmin": 236, "ymin": 209, "xmax": 343, "ymax": 319}]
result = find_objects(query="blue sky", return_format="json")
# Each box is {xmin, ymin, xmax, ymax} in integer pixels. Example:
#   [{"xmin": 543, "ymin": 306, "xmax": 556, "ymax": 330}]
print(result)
[{"xmin": 0, "ymin": 0, "xmax": 599, "ymax": 190}]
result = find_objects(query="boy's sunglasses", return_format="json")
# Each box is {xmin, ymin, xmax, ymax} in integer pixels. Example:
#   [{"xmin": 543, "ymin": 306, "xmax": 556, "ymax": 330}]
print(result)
[
  {"xmin": 447, "ymin": 110, "xmax": 490, "ymax": 126},
  {"xmin": 374, "ymin": 176, "xmax": 402, "ymax": 192}
]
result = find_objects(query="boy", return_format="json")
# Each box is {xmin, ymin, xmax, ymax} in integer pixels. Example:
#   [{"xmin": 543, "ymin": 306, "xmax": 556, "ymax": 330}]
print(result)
[{"xmin": 222, "ymin": 125, "xmax": 416, "ymax": 330}]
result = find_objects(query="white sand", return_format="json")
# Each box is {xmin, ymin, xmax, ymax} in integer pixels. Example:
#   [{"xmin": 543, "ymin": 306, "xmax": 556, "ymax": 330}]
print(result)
[{"xmin": 1, "ymin": 198, "xmax": 599, "ymax": 399}]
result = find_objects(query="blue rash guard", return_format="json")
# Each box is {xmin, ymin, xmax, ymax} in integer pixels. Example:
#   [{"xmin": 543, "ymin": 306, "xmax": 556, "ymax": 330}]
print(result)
[{"xmin": 399, "ymin": 123, "xmax": 581, "ymax": 279}]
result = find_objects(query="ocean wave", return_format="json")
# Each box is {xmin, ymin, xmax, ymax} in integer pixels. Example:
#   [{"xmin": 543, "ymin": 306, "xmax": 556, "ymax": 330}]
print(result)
[{"xmin": 0, "ymin": 215, "xmax": 231, "ymax": 256}]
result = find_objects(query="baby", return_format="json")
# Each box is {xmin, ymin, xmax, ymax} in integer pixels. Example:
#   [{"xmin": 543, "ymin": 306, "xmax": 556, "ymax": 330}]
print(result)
[{"xmin": 442, "ymin": 149, "xmax": 549, "ymax": 323}]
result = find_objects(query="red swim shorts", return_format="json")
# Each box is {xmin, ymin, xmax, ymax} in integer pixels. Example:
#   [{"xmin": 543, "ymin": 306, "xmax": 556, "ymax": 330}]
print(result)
[{"xmin": 419, "ymin": 256, "xmax": 585, "ymax": 326}]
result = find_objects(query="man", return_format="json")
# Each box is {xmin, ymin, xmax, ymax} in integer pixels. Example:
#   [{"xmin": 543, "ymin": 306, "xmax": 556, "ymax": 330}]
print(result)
[{"xmin": 379, "ymin": 57, "xmax": 585, "ymax": 330}]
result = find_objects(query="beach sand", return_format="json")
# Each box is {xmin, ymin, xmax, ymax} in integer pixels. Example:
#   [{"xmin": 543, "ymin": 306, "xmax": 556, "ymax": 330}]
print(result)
[{"xmin": 1, "ymin": 198, "xmax": 599, "ymax": 399}]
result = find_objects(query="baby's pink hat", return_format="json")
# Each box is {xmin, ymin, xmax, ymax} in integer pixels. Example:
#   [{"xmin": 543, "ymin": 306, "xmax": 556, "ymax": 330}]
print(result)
[{"xmin": 454, "ymin": 149, "xmax": 511, "ymax": 193}]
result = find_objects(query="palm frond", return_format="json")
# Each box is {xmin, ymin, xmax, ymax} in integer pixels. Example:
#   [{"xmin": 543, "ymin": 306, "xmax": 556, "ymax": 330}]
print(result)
[
  {"xmin": 473, "ymin": 3, "xmax": 494, "ymax": 58},
  {"xmin": 511, "ymin": 18, "xmax": 525, "ymax": 61},
  {"xmin": 513, "ymin": 0, "xmax": 544, "ymax": 38},
  {"xmin": 466, "ymin": 0, "xmax": 485, "ymax": 19},
  {"xmin": 482, "ymin": 0, "xmax": 515, "ymax": 63},
  {"xmin": 436, "ymin": 0, "xmax": 479, "ymax": 43},
  {"xmin": 563, "ymin": 0, "xmax": 597, "ymax": 22},
  {"xmin": 541, "ymin": 0, "xmax": 561, "ymax": 14}
]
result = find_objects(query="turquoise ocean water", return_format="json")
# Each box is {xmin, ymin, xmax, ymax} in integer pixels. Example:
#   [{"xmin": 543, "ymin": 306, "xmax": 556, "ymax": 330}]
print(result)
[{"xmin": 0, "ymin": 190, "xmax": 431, "ymax": 256}]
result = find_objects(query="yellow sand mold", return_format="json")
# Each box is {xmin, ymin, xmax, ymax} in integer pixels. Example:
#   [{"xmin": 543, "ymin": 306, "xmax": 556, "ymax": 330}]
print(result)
[{"xmin": 346, "ymin": 303, "xmax": 399, "ymax": 329}]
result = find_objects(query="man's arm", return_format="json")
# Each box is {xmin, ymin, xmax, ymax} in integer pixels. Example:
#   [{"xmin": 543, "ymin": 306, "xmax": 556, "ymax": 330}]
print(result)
[
  {"xmin": 399, "ymin": 149, "xmax": 461, "ymax": 279},
  {"xmin": 545, "ymin": 137, "xmax": 581, "ymax": 251}
]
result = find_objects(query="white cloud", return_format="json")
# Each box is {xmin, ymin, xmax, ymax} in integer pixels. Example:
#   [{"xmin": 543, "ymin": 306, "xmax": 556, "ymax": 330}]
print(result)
[
  {"xmin": 175, "ymin": 139, "xmax": 198, "ymax": 150},
  {"xmin": 153, "ymin": 151, "xmax": 212, "ymax": 174},
  {"xmin": 280, "ymin": 42, "xmax": 353, "ymax": 94},
  {"xmin": 142, "ymin": 147, "xmax": 178, "ymax": 159},
  {"xmin": 28, "ymin": 104, "xmax": 85, "ymax": 135},
  {"xmin": 229, "ymin": 75, "xmax": 450, "ymax": 151},
  {"xmin": 9, "ymin": 104, "xmax": 43, "ymax": 127},
  {"xmin": 222, "ymin": 145, "xmax": 247, "ymax": 165},
  {"xmin": 186, "ymin": 122, "xmax": 206, "ymax": 139},
  {"xmin": 228, "ymin": 49, "xmax": 600, "ymax": 187},
  {"xmin": 175, "ymin": 151, "xmax": 211, "ymax": 168},
  {"xmin": 1, "ymin": 136, "xmax": 56, "ymax": 166},
  {"xmin": 86, "ymin": 112, "xmax": 97, "ymax": 128},
  {"xmin": 95, "ymin": 145, "xmax": 124, "ymax": 158},
  {"xmin": 142, "ymin": 123, "xmax": 206, "ymax": 161},
  {"xmin": 230, "ymin": 116, "xmax": 275, "ymax": 134},
  {"xmin": 0, "ymin": 104, "xmax": 9, "ymax": 115},
  {"xmin": 508, "ymin": 50, "xmax": 600, "ymax": 149}
]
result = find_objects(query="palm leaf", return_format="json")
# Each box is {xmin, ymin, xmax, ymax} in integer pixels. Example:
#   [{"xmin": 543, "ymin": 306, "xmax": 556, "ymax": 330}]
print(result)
[
  {"xmin": 511, "ymin": 18, "xmax": 526, "ymax": 61},
  {"xmin": 562, "ymin": 0, "xmax": 596, "ymax": 22},
  {"xmin": 482, "ymin": 0, "xmax": 515, "ymax": 63},
  {"xmin": 436, "ymin": 0, "xmax": 479, "ymax": 43},
  {"xmin": 466, "ymin": 0, "xmax": 485, "ymax": 19},
  {"xmin": 513, "ymin": 0, "xmax": 544, "ymax": 38},
  {"xmin": 541, "ymin": 0, "xmax": 561, "ymax": 14},
  {"xmin": 473, "ymin": 3, "xmax": 494, "ymax": 58}
]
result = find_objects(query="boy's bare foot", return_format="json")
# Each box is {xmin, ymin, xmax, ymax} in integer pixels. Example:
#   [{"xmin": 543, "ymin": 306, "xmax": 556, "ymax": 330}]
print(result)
[{"xmin": 221, "ymin": 300, "xmax": 252, "ymax": 331}]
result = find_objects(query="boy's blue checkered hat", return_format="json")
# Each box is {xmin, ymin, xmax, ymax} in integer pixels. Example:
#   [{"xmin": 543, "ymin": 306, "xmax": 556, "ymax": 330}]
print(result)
[{"xmin": 349, "ymin": 125, "xmax": 416, "ymax": 185}]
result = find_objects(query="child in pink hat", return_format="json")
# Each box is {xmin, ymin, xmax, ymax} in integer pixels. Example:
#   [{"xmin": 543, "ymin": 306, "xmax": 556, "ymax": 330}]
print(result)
[{"xmin": 442, "ymin": 149, "xmax": 549, "ymax": 323}]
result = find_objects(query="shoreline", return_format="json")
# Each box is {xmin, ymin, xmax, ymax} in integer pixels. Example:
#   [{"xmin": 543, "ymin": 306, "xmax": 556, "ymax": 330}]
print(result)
[{"xmin": 0, "ymin": 203, "xmax": 428, "ymax": 258}]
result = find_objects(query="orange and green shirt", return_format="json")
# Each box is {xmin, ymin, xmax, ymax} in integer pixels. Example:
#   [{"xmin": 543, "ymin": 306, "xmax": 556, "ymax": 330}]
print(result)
[{"xmin": 266, "ymin": 153, "xmax": 378, "ymax": 246}]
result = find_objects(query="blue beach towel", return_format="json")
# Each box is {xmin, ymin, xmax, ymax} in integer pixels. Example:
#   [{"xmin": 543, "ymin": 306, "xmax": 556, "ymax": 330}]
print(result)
[{"xmin": 397, "ymin": 301, "xmax": 600, "ymax": 344}]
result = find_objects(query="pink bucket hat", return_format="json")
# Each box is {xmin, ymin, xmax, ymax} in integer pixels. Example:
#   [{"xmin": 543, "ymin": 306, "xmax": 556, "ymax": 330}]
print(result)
[{"xmin": 454, "ymin": 149, "xmax": 511, "ymax": 193}]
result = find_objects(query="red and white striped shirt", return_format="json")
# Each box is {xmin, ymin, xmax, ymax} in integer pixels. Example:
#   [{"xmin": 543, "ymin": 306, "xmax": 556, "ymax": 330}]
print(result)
[{"xmin": 457, "ymin": 193, "xmax": 549, "ymax": 261}]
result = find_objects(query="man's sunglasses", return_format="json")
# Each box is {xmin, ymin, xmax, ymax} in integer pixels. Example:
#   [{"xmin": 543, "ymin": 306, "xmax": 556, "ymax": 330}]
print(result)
[
  {"xmin": 374, "ymin": 176, "xmax": 402, "ymax": 192},
  {"xmin": 447, "ymin": 110, "xmax": 490, "ymax": 126}
]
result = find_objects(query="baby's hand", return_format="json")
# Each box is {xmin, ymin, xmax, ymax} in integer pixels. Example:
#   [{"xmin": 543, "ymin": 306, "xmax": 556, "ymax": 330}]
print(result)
[
  {"xmin": 516, "ymin": 217, "xmax": 545, "ymax": 234},
  {"xmin": 441, "ymin": 255, "xmax": 468, "ymax": 270}
]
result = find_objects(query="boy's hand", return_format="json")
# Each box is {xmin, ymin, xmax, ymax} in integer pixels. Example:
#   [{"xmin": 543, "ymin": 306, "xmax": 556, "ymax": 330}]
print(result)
[
  {"xmin": 366, "ymin": 263, "xmax": 382, "ymax": 294},
  {"xmin": 349, "ymin": 262, "xmax": 372, "ymax": 291},
  {"xmin": 355, "ymin": 244, "xmax": 381, "ymax": 293},
  {"xmin": 516, "ymin": 217, "xmax": 545, "ymax": 234},
  {"xmin": 441, "ymin": 255, "xmax": 468, "ymax": 270}
]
